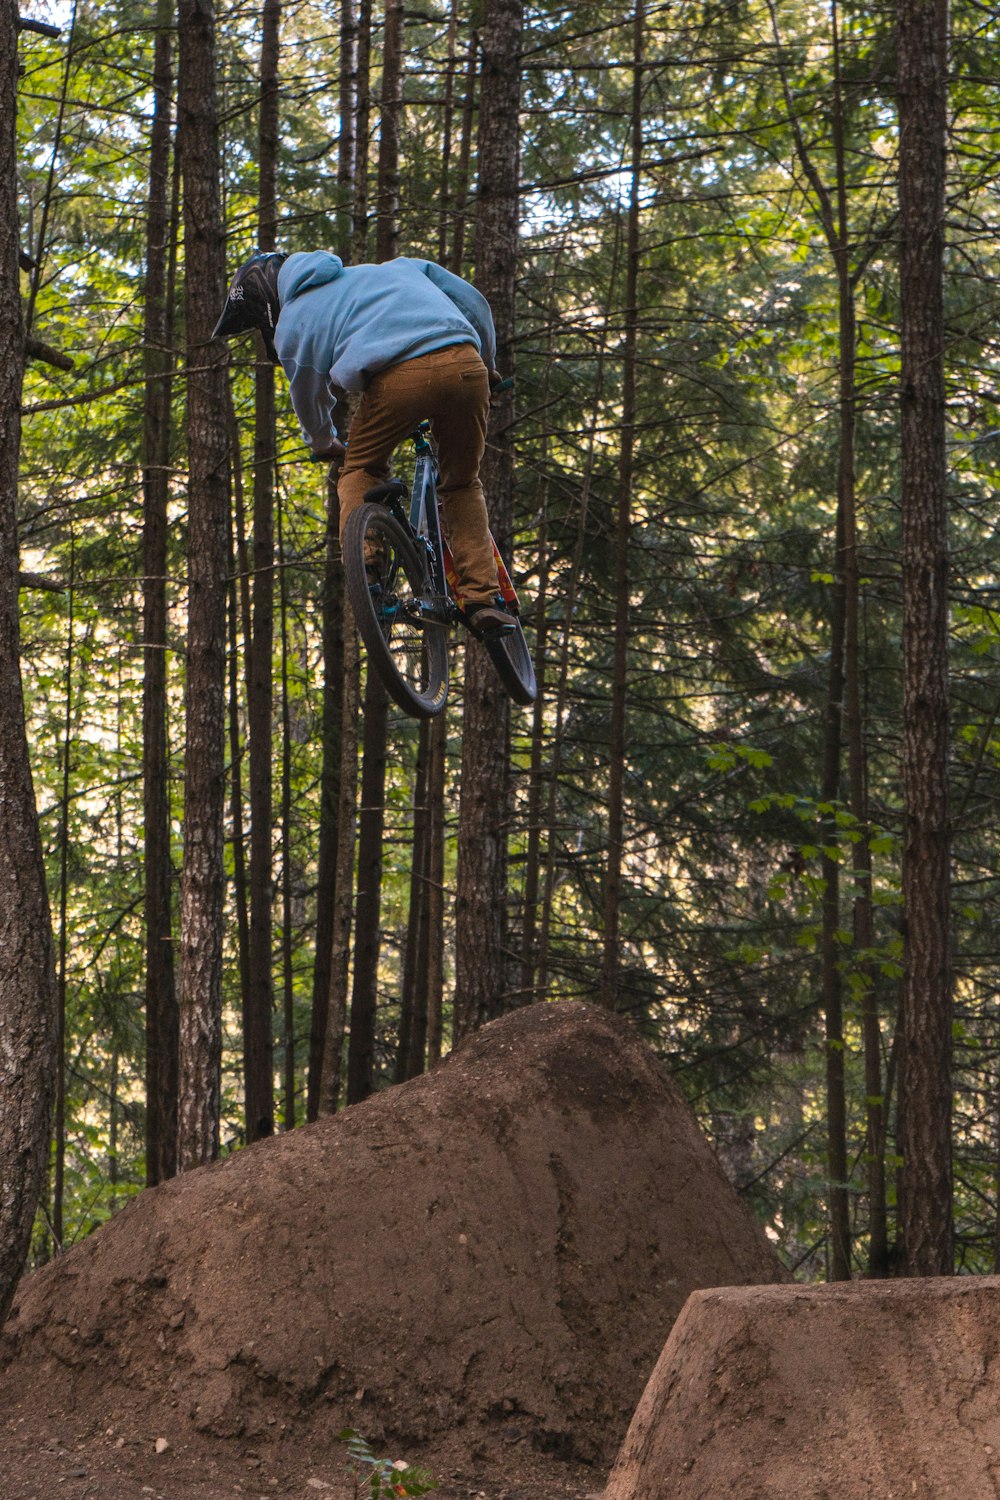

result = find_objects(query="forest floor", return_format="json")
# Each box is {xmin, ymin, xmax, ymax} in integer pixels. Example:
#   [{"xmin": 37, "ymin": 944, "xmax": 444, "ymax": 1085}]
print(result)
[
  {"xmin": 0, "ymin": 1414, "xmax": 607, "ymax": 1500},
  {"xmin": 0, "ymin": 1001, "xmax": 783, "ymax": 1500}
]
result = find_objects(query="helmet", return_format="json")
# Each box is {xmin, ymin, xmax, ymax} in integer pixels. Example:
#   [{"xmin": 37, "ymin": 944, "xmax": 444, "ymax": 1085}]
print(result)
[{"xmin": 213, "ymin": 250, "xmax": 288, "ymax": 360}]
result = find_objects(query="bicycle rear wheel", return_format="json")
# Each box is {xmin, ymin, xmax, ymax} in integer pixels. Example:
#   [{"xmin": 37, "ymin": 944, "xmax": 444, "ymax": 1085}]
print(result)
[
  {"xmin": 343, "ymin": 503, "xmax": 450, "ymax": 719},
  {"xmin": 484, "ymin": 617, "xmax": 537, "ymax": 706}
]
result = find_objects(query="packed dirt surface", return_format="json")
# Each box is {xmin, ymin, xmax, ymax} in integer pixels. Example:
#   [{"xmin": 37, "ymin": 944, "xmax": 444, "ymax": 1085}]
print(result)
[
  {"xmin": 605, "ymin": 1277, "xmax": 1000, "ymax": 1500},
  {"xmin": 0, "ymin": 1001, "xmax": 784, "ymax": 1500}
]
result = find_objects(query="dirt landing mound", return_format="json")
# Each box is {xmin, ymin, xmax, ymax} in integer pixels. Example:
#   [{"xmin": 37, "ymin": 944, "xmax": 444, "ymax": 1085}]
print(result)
[
  {"xmin": 605, "ymin": 1278, "xmax": 1000, "ymax": 1500},
  {"xmin": 1, "ymin": 1002, "xmax": 782, "ymax": 1494}
]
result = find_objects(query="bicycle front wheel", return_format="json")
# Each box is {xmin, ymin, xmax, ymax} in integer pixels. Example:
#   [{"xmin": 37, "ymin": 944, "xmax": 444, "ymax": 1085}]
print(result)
[
  {"xmin": 343, "ymin": 503, "xmax": 450, "ymax": 719},
  {"xmin": 484, "ymin": 616, "xmax": 537, "ymax": 706}
]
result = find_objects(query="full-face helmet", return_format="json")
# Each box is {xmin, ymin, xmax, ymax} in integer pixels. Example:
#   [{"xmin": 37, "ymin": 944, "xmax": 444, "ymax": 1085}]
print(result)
[{"xmin": 213, "ymin": 250, "xmax": 288, "ymax": 361}]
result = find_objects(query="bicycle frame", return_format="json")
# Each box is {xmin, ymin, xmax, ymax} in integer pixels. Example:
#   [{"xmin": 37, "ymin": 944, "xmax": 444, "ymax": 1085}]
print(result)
[
  {"xmin": 408, "ymin": 424, "xmax": 452, "ymax": 609},
  {"xmin": 402, "ymin": 423, "xmax": 522, "ymax": 619},
  {"xmin": 343, "ymin": 421, "xmax": 537, "ymax": 714}
]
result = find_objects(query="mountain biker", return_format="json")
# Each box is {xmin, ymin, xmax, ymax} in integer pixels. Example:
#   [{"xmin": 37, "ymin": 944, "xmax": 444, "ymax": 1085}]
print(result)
[{"xmin": 213, "ymin": 249, "xmax": 515, "ymax": 638}]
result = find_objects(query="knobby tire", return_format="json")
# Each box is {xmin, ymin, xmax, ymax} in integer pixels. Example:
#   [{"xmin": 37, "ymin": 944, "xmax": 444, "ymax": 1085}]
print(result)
[
  {"xmin": 343, "ymin": 503, "xmax": 450, "ymax": 719},
  {"xmin": 483, "ymin": 617, "xmax": 537, "ymax": 706}
]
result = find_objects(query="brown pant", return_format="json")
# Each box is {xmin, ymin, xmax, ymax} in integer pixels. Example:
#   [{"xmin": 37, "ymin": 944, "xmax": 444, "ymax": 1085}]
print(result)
[{"xmin": 338, "ymin": 343, "xmax": 500, "ymax": 603}]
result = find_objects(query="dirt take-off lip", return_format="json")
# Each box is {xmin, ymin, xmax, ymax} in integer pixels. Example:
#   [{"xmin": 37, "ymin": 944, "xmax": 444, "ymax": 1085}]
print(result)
[
  {"xmin": 0, "ymin": 1001, "xmax": 784, "ymax": 1498},
  {"xmin": 605, "ymin": 1277, "xmax": 1000, "ymax": 1500}
]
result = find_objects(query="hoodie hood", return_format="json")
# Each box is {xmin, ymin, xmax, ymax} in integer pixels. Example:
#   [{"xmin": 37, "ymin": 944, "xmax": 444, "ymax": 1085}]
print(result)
[{"xmin": 277, "ymin": 251, "xmax": 344, "ymax": 305}]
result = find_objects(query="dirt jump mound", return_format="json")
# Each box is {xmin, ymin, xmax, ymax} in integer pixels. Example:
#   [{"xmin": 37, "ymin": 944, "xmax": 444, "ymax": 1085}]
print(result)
[
  {"xmin": 606, "ymin": 1277, "xmax": 1000, "ymax": 1500},
  {"xmin": 1, "ymin": 1001, "xmax": 782, "ymax": 1487}
]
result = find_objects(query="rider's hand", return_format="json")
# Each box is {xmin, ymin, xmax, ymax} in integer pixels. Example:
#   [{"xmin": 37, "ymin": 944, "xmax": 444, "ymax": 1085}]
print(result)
[
  {"xmin": 489, "ymin": 370, "xmax": 513, "ymax": 404},
  {"xmin": 310, "ymin": 438, "xmax": 347, "ymax": 463}
]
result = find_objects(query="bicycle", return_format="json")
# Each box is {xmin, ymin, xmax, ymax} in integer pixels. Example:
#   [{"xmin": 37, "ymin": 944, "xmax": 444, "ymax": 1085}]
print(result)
[{"xmin": 341, "ymin": 422, "xmax": 537, "ymax": 720}]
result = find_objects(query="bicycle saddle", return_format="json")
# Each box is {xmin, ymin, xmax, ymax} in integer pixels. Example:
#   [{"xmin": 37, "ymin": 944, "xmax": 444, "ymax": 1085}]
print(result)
[{"xmin": 363, "ymin": 479, "xmax": 407, "ymax": 504}]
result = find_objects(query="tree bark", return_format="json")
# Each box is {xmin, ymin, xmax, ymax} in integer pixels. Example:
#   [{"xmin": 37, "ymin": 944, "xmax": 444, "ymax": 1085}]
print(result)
[
  {"xmin": 244, "ymin": 0, "xmax": 282, "ymax": 1144},
  {"xmin": 346, "ymin": 672, "xmax": 388, "ymax": 1103},
  {"xmin": 536, "ymin": 276, "xmax": 616, "ymax": 1001},
  {"xmin": 308, "ymin": 473, "xmax": 345, "ymax": 1119},
  {"xmin": 142, "ymin": 0, "xmax": 179, "ymax": 1188},
  {"xmin": 437, "ymin": 0, "xmax": 460, "ymax": 264},
  {"xmin": 769, "ymin": 0, "xmax": 887, "ymax": 1279},
  {"xmin": 425, "ymin": 711, "xmax": 447, "ymax": 1063},
  {"xmin": 53, "ymin": 546, "xmax": 75, "ymax": 1249},
  {"xmin": 453, "ymin": 0, "xmax": 522, "ymax": 1041},
  {"xmin": 0, "ymin": 0, "xmax": 58, "ymax": 1327},
  {"xmin": 819, "ymin": 501, "xmax": 850, "ymax": 1280},
  {"xmin": 278, "ymin": 492, "xmax": 295, "ymax": 1128},
  {"xmin": 352, "ymin": 0, "xmax": 371, "ymax": 263},
  {"xmin": 600, "ymin": 0, "xmax": 643, "ymax": 1011},
  {"xmin": 226, "ymin": 495, "xmax": 252, "ymax": 1016},
  {"xmin": 176, "ymin": 0, "xmax": 230, "ymax": 1172},
  {"xmin": 897, "ymin": 0, "xmax": 952, "ymax": 1276},
  {"xmin": 317, "ymin": 603, "xmax": 359, "ymax": 1115},
  {"xmin": 308, "ymin": 0, "xmax": 356, "ymax": 1119},
  {"xmin": 337, "ymin": 0, "xmax": 357, "ymax": 245},
  {"xmin": 375, "ymin": 0, "xmax": 403, "ymax": 264},
  {"xmin": 449, "ymin": 29, "xmax": 478, "ymax": 273},
  {"xmin": 344, "ymin": 15, "xmax": 404, "ymax": 1094},
  {"xmin": 518, "ymin": 258, "xmax": 560, "ymax": 1006},
  {"xmin": 397, "ymin": 720, "xmax": 431, "ymax": 1081}
]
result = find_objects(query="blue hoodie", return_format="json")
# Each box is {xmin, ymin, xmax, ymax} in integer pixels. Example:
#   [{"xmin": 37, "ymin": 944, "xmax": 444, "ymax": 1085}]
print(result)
[{"xmin": 274, "ymin": 251, "xmax": 497, "ymax": 453}]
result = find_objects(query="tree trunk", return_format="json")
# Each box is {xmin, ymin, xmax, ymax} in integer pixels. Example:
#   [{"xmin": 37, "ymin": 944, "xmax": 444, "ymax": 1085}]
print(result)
[
  {"xmin": 820, "ymin": 17, "xmax": 851, "ymax": 1280},
  {"xmin": 536, "ymin": 278, "xmax": 616, "ymax": 1000},
  {"xmin": 244, "ymin": 0, "xmax": 282, "ymax": 1144},
  {"xmin": 449, "ymin": 29, "xmax": 478, "ymax": 273},
  {"xmin": 397, "ymin": 719, "xmax": 431, "ymax": 1081},
  {"xmin": 426, "ymin": 711, "xmax": 447, "ymax": 1063},
  {"xmin": 278, "ymin": 491, "xmax": 295, "ymax": 1128},
  {"xmin": 897, "ymin": 0, "xmax": 952, "ymax": 1277},
  {"xmin": 53, "ymin": 546, "xmax": 75, "ymax": 1249},
  {"xmin": 769, "ymin": 0, "xmax": 887, "ymax": 1279},
  {"xmin": 600, "ymin": 0, "xmax": 643, "ymax": 1011},
  {"xmin": 819, "ymin": 501, "xmax": 850, "ymax": 1280},
  {"xmin": 346, "ymin": 671, "xmax": 388, "ymax": 1103},
  {"xmin": 308, "ymin": 473, "xmax": 345, "ymax": 1119},
  {"xmin": 142, "ymin": 0, "xmax": 179, "ymax": 1187},
  {"xmin": 453, "ymin": 0, "xmax": 522, "ymax": 1041},
  {"xmin": 317, "ymin": 604, "xmax": 359, "ymax": 1115},
  {"xmin": 519, "ymin": 258, "xmax": 561, "ymax": 1005},
  {"xmin": 344, "ymin": 11, "xmax": 405, "ymax": 1094},
  {"xmin": 226, "ymin": 401, "xmax": 252, "ymax": 1019},
  {"xmin": 0, "ymin": 0, "xmax": 58, "ymax": 1326},
  {"xmin": 352, "ymin": 0, "xmax": 371, "ymax": 263},
  {"xmin": 375, "ymin": 0, "xmax": 403, "ymax": 264},
  {"xmin": 437, "ymin": 0, "xmax": 460, "ymax": 264},
  {"xmin": 176, "ymin": 0, "xmax": 230, "ymax": 1172},
  {"xmin": 308, "ymin": 0, "xmax": 356, "ymax": 1118},
  {"xmin": 337, "ymin": 0, "xmax": 357, "ymax": 243}
]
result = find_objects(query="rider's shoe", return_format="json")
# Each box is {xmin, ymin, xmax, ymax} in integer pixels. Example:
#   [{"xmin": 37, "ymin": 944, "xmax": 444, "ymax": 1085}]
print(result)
[{"xmin": 464, "ymin": 595, "xmax": 516, "ymax": 639}]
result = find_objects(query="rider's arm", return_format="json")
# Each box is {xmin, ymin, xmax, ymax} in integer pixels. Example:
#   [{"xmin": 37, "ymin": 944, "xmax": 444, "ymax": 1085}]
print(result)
[
  {"xmin": 284, "ymin": 356, "xmax": 342, "ymax": 455},
  {"xmin": 418, "ymin": 262, "xmax": 497, "ymax": 371}
]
